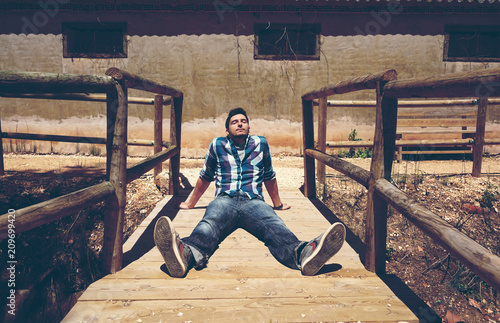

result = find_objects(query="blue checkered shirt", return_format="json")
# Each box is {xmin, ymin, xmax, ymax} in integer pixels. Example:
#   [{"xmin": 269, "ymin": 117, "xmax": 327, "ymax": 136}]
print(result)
[{"xmin": 199, "ymin": 135, "xmax": 276, "ymax": 199}]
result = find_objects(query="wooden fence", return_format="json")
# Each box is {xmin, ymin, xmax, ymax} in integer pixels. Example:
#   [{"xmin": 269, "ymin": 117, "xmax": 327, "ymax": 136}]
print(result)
[
  {"xmin": 320, "ymin": 98, "xmax": 500, "ymax": 164},
  {"xmin": 0, "ymin": 68, "xmax": 183, "ymax": 273},
  {"xmin": 301, "ymin": 67, "xmax": 500, "ymax": 292}
]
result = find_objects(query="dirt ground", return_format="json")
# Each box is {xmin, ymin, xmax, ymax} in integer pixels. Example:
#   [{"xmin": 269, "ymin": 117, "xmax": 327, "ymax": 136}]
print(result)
[{"xmin": 1, "ymin": 153, "xmax": 499, "ymax": 322}]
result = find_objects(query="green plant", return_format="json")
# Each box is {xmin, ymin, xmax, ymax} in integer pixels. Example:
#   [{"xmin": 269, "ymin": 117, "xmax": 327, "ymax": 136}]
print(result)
[
  {"xmin": 337, "ymin": 148, "xmax": 350, "ymax": 158},
  {"xmin": 348, "ymin": 128, "xmax": 360, "ymax": 142},
  {"xmin": 413, "ymin": 171, "xmax": 424, "ymax": 189},
  {"xmin": 354, "ymin": 147, "xmax": 372, "ymax": 159},
  {"xmin": 397, "ymin": 174, "xmax": 407, "ymax": 185},
  {"xmin": 480, "ymin": 184, "xmax": 499, "ymax": 209},
  {"xmin": 450, "ymin": 263, "xmax": 480, "ymax": 296},
  {"xmin": 337, "ymin": 129, "xmax": 372, "ymax": 159}
]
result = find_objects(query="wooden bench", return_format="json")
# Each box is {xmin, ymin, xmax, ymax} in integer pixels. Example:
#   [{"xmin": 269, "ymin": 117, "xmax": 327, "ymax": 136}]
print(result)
[
  {"xmin": 323, "ymin": 99, "xmax": 497, "ymax": 163},
  {"xmin": 395, "ymin": 106, "xmax": 481, "ymax": 162}
]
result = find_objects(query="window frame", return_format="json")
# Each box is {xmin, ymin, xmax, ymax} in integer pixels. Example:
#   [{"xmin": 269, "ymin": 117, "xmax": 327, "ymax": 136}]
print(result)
[
  {"xmin": 254, "ymin": 23, "xmax": 321, "ymax": 61},
  {"xmin": 62, "ymin": 22, "xmax": 128, "ymax": 59},
  {"xmin": 444, "ymin": 25, "xmax": 500, "ymax": 62}
]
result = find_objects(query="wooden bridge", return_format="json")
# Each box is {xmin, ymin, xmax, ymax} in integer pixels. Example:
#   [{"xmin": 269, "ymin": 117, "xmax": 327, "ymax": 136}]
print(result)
[
  {"xmin": 63, "ymin": 183, "xmax": 420, "ymax": 322},
  {"xmin": 3, "ymin": 67, "xmax": 500, "ymax": 322}
]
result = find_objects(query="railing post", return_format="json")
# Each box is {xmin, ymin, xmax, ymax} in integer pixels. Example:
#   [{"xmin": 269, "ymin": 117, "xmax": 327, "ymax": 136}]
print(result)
[
  {"xmin": 317, "ymin": 97, "xmax": 327, "ymax": 191},
  {"xmin": 169, "ymin": 95, "xmax": 183, "ymax": 195},
  {"xmin": 382, "ymin": 97, "xmax": 398, "ymax": 181},
  {"xmin": 302, "ymin": 98, "xmax": 316, "ymax": 198},
  {"xmin": 365, "ymin": 81, "xmax": 398, "ymax": 275},
  {"xmin": 154, "ymin": 95, "xmax": 163, "ymax": 186},
  {"xmin": 472, "ymin": 97, "xmax": 487, "ymax": 177},
  {"xmin": 106, "ymin": 90, "xmax": 118, "ymax": 181},
  {"xmin": 103, "ymin": 81, "xmax": 128, "ymax": 273}
]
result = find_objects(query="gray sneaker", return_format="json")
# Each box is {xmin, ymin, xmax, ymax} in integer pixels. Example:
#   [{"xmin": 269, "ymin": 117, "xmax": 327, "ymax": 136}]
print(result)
[
  {"xmin": 299, "ymin": 222, "xmax": 346, "ymax": 276},
  {"xmin": 154, "ymin": 216, "xmax": 192, "ymax": 278}
]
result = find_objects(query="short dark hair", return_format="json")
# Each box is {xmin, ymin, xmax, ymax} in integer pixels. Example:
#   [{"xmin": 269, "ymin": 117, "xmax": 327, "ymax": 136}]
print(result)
[{"xmin": 225, "ymin": 107, "xmax": 249, "ymax": 129}]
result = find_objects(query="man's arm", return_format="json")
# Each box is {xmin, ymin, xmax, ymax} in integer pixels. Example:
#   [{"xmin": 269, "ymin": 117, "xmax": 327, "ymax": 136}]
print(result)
[
  {"xmin": 264, "ymin": 178, "xmax": 291, "ymax": 211},
  {"xmin": 179, "ymin": 177, "xmax": 211, "ymax": 209}
]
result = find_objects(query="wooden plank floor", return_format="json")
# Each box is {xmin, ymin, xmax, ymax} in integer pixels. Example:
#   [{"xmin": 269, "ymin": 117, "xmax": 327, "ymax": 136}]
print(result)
[{"xmin": 63, "ymin": 184, "xmax": 418, "ymax": 322}]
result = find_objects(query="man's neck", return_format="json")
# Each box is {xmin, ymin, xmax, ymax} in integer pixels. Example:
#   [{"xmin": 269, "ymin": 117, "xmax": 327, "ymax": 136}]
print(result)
[{"xmin": 230, "ymin": 135, "xmax": 248, "ymax": 149}]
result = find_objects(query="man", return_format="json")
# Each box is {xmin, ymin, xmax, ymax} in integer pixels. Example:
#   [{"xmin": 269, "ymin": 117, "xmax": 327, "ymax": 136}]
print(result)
[{"xmin": 154, "ymin": 107, "xmax": 345, "ymax": 278}]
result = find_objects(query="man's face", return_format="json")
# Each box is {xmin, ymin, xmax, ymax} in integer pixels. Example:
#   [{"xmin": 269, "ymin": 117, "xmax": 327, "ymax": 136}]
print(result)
[{"xmin": 226, "ymin": 114, "xmax": 250, "ymax": 139}]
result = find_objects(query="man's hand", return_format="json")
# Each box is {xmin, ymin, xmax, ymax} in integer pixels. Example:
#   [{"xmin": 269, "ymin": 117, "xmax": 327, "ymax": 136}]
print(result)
[
  {"xmin": 179, "ymin": 201, "xmax": 194, "ymax": 209},
  {"xmin": 273, "ymin": 202, "xmax": 291, "ymax": 211},
  {"xmin": 178, "ymin": 177, "xmax": 211, "ymax": 210}
]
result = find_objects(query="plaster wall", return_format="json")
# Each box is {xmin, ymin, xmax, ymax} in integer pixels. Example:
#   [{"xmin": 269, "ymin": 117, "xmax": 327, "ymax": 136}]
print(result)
[{"xmin": 1, "ymin": 11, "xmax": 499, "ymax": 156}]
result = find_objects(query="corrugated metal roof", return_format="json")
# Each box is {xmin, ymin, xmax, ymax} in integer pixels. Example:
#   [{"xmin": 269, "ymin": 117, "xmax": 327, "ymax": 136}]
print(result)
[
  {"xmin": 2, "ymin": 0, "xmax": 498, "ymax": 3},
  {"xmin": 0, "ymin": 0, "xmax": 498, "ymax": 12},
  {"xmin": 1, "ymin": 0, "xmax": 499, "ymax": 2}
]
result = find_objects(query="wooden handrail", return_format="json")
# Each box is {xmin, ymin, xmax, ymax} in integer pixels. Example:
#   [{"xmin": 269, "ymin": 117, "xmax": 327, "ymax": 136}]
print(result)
[
  {"xmin": 2, "ymin": 132, "xmax": 107, "ymax": 145},
  {"xmin": 318, "ymin": 98, "xmax": 500, "ymax": 107},
  {"xmin": 0, "ymin": 181, "xmax": 115, "ymax": 240},
  {"xmin": 0, "ymin": 92, "xmax": 172, "ymax": 105},
  {"xmin": 2, "ymin": 132, "xmax": 170, "ymax": 147},
  {"xmin": 383, "ymin": 67, "xmax": 500, "ymax": 99},
  {"xmin": 325, "ymin": 138, "xmax": 474, "ymax": 148},
  {"xmin": 473, "ymin": 98, "xmax": 488, "ymax": 176},
  {"xmin": 106, "ymin": 67, "xmax": 183, "ymax": 98},
  {"xmin": 307, "ymin": 147, "xmax": 500, "ymax": 292},
  {"xmin": 301, "ymin": 67, "xmax": 500, "ymax": 294},
  {"xmin": 169, "ymin": 95, "xmax": 183, "ymax": 194},
  {"xmin": 485, "ymin": 138, "xmax": 500, "ymax": 145},
  {"xmin": 0, "ymin": 70, "xmax": 115, "ymax": 93},
  {"xmin": 302, "ymin": 69, "xmax": 397, "ymax": 100},
  {"xmin": 103, "ymin": 79, "xmax": 128, "ymax": 273},
  {"xmin": 127, "ymin": 145, "xmax": 179, "ymax": 184},
  {"xmin": 154, "ymin": 95, "xmax": 163, "ymax": 184},
  {"xmin": 374, "ymin": 178, "xmax": 500, "ymax": 292},
  {"xmin": 0, "ymin": 68, "xmax": 184, "ymax": 275},
  {"xmin": 305, "ymin": 148, "xmax": 370, "ymax": 187}
]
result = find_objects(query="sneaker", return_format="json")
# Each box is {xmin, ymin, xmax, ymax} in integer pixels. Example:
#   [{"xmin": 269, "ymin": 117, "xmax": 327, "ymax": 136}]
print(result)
[
  {"xmin": 299, "ymin": 222, "xmax": 346, "ymax": 276},
  {"xmin": 154, "ymin": 216, "xmax": 192, "ymax": 278}
]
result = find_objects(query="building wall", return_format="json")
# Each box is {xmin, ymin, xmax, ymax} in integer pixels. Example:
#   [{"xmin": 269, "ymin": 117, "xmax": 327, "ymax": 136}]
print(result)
[{"xmin": 1, "ymin": 11, "xmax": 499, "ymax": 156}]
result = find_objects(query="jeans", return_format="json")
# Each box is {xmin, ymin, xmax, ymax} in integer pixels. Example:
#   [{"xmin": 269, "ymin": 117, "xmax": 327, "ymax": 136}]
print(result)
[{"xmin": 182, "ymin": 191, "xmax": 306, "ymax": 270}]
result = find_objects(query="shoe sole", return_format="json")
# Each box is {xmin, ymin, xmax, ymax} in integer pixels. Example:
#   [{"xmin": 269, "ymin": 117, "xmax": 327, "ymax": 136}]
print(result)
[
  {"xmin": 154, "ymin": 216, "xmax": 186, "ymax": 278},
  {"xmin": 301, "ymin": 222, "xmax": 346, "ymax": 276}
]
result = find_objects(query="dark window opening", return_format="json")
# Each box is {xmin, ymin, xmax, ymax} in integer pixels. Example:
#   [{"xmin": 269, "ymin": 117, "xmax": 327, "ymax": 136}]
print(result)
[
  {"xmin": 254, "ymin": 23, "xmax": 320, "ymax": 60},
  {"xmin": 63, "ymin": 22, "xmax": 127, "ymax": 58},
  {"xmin": 444, "ymin": 26, "xmax": 500, "ymax": 62}
]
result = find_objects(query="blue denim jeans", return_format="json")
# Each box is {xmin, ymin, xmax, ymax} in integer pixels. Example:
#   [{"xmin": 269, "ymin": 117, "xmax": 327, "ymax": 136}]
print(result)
[{"xmin": 182, "ymin": 191, "xmax": 306, "ymax": 270}]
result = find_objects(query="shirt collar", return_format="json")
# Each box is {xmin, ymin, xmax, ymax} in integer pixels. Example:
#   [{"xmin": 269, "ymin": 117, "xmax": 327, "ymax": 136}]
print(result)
[{"xmin": 227, "ymin": 134, "xmax": 250, "ymax": 150}]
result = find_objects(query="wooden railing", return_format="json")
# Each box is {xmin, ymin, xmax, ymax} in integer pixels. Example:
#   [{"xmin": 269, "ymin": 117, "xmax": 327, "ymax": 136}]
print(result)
[
  {"xmin": 0, "ymin": 68, "xmax": 183, "ymax": 273},
  {"xmin": 302, "ymin": 68, "xmax": 500, "ymax": 292}
]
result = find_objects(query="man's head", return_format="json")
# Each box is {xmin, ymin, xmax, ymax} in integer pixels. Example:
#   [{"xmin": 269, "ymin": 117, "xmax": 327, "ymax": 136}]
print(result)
[
  {"xmin": 225, "ymin": 107, "xmax": 250, "ymax": 141},
  {"xmin": 225, "ymin": 107, "xmax": 249, "ymax": 129}
]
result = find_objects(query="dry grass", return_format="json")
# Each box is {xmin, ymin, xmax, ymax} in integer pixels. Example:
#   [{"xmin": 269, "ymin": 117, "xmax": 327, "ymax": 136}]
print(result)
[{"xmin": 323, "ymin": 169, "xmax": 500, "ymax": 322}]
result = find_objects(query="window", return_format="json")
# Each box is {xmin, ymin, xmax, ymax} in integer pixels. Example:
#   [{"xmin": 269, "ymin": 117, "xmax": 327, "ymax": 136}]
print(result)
[
  {"xmin": 254, "ymin": 23, "xmax": 320, "ymax": 60},
  {"xmin": 63, "ymin": 22, "xmax": 127, "ymax": 58},
  {"xmin": 444, "ymin": 26, "xmax": 500, "ymax": 62}
]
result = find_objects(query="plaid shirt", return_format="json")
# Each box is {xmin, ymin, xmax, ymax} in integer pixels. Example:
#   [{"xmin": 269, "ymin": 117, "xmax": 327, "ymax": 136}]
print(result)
[{"xmin": 199, "ymin": 135, "xmax": 276, "ymax": 199}]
